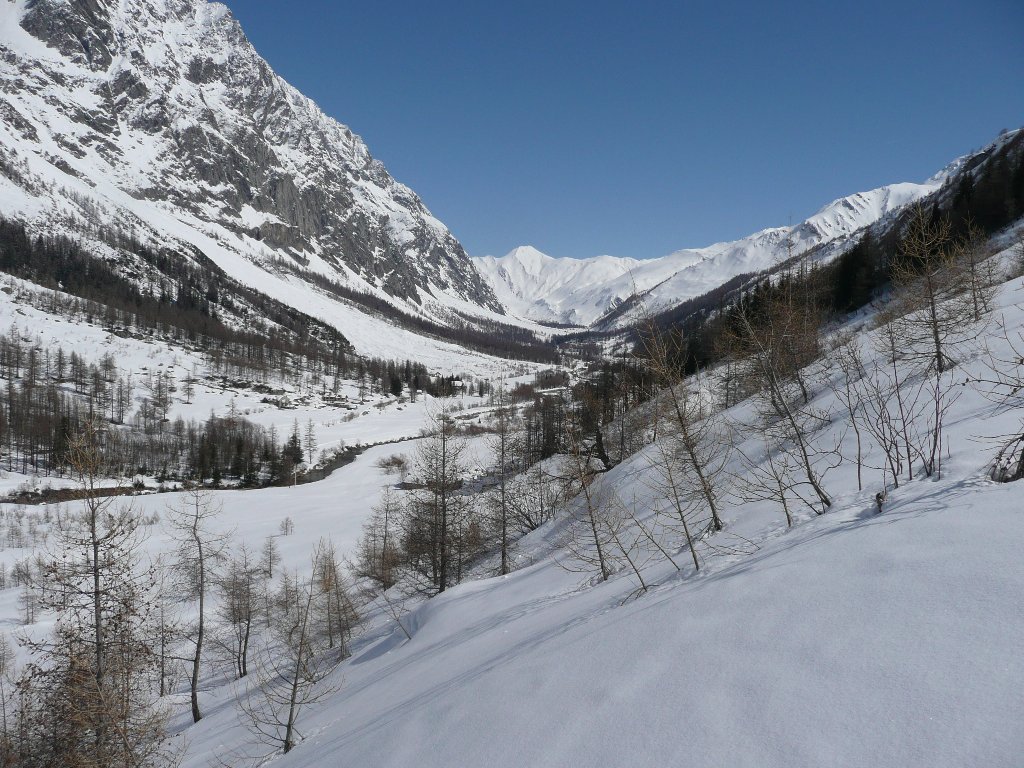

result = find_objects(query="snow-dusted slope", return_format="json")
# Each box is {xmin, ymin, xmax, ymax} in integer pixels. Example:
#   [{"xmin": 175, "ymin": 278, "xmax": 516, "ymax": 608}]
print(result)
[
  {"xmin": 0, "ymin": 0, "xmax": 499, "ymax": 335},
  {"xmin": 1, "ymin": 221, "xmax": 1021, "ymax": 767},
  {"xmin": 218, "ymin": 481, "xmax": 1021, "ymax": 768},
  {"xmin": 172, "ymin": 249, "xmax": 1024, "ymax": 768},
  {"xmin": 476, "ymin": 181, "xmax": 945, "ymax": 327}
]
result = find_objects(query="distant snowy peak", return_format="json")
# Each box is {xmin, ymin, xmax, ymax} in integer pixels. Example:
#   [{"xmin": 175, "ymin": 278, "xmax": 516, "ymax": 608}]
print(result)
[
  {"xmin": 799, "ymin": 182, "xmax": 940, "ymax": 242},
  {"xmin": 0, "ymin": 0, "xmax": 499, "ymax": 315},
  {"xmin": 475, "ymin": 178, "xmax": 943, "ymax": 327},
  {"xmin": 476, "ymin": 247, "xmax": 643, "ymax": 326},
  {"xmin": 486, "ymin": 246, "xmax": 641, "ymax": 287}
]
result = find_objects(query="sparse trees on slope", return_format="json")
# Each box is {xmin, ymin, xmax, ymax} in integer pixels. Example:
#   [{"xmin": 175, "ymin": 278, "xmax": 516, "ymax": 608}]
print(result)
[
  {"xmin": 645, "ymin": 442, "xmax": 702, "ymax": 571},
  {"xmin": 18, "ymin": 421, "xmax": 173, "ymax": 768},
  {"xmin": 872, "ymin": 305, "xmax": 960, "ymax": 483},
  {"xmin": 152, "ymin": 554, "xmax": 180, "ymax": 699},
  {"xmin": 737, "ymin": 435, "xmax": 823, "ymax": 528},
  {"xmin": 505, "ymin": 461, "xmax": 562, "ymax": 534},
  {"xmin": 972, "ymin": 313, "xmax": 1024, "ymax": 482},
  {"xmin": 830, "ymin": 333, "xmax": 867, "ymax": 491},
  {"xmin": 487, "ymin": 397, "xmax": 520, "ymax": 574},
  {"xmin": 886, "ymin": 208, "xmax": 999, "ymax": 480},
  {"xmin": 356, "ymin": 487, "xmax": 403, "ymax": 590},
  {"xmin": 643, "ymin": 328, "xmax": 730, "ymax": 531},
  {"xmin": 890, "ymin": 205, "xmax": 975, "ymax": 374},
  {"xmin": 168, "ymin": 487, "xmax": 231, "ymax": 723},
  {"xmin": 404, "ymin": 406, "xmax": 474, "ymax": 593},
  {"xmin": 182, "ymin": 367, "xmax": 196, "ymax": 404},
  {"xmin": 311, "ymin": 540, "xmax": 358, "ymax": 654},
  {"xmin": 303, "ymin": 419, "xmax": 317, "ymax": 466},
  {"xmin": 867, "ymin": 318, "xmax": 921, "ymax": 486},
  {"xmin": 954, "ymin": 220, "xmax": 998, "ymax": 322},
  {"xmin": 732, "ymin": 299, "xmax": 835, "ymax": 512},
  {"xmin": 239, "ymin": 542, "xmax": 345, "ymax": 757},
  {"xmin": 262, "ymin": 535, "xmax": 281, "ymax": 579},
  {"xmin": 561, "ymin": 422, "xmax": 618, "ymax": 582},
  {"xmin": 218, "ymin": 544, "xmax": 262, "ymax": 680}
]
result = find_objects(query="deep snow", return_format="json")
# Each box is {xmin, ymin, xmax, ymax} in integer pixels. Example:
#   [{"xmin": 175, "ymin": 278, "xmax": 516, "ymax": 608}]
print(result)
[
  {"xmin": 0, "ymin": 223, "xmax": 1022, "ymax": 768},
  {"xmin": 120, "ymin": 254, "xmax": 1024, "ymax": 766}
]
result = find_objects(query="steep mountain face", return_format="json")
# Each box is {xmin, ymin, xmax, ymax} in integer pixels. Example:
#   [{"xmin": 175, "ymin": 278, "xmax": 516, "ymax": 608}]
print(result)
[
  {"xmin": 0, "ymin": 0, "xmax": 499, "ymax": 315},
  {"xmin": 476, "ymin": 180, "xmax": 948, "ymax": 328}
]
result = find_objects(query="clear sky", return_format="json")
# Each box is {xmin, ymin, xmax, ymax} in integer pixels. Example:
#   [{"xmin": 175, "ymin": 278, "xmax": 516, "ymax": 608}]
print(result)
[{"xmin": 227, "ymin": 0, "xmax": 1023, "ymax": 259}]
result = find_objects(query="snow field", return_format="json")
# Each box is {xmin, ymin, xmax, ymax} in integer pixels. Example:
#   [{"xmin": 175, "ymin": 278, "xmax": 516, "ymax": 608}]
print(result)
[
  {"xmin": 0, "ymin": 252, "xmax": 1023, "ymax": 767},
  {"xmin": 168, "ymin": 253, "xmax": 1024, "ymax": 766}
]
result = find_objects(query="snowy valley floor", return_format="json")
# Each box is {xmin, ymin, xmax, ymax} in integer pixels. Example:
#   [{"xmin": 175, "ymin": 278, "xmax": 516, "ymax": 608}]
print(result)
[
  {"xmin": 2, "ymin": 274, "xmax": 1024, "ymax": 767},
  {"xmin": 175, "ymin": 451, "xmax": 1024, "ymax": 768}
]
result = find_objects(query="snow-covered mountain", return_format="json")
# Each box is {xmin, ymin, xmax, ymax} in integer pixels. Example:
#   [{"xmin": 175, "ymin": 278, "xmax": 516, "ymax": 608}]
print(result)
[
  {"xmin": 0, "ymin": 0, "xmax": 1011, "ymax": 357},
  {"xmin": 476, "ymin": 180, "xmax": 947, "ymax": 328},
  {"xmin": 475, "ymin": 246, "xmax": 644, "ymax": 326},
  {"xmin": 0, "ymin": 0, "xmax": 500, "ymax": 345}
]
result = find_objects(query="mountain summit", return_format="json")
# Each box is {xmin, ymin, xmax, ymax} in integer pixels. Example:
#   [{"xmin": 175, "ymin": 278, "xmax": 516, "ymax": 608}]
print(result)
[{"xmin": 0, "ymin": 0, "xmax": 499, "ymax": 314}]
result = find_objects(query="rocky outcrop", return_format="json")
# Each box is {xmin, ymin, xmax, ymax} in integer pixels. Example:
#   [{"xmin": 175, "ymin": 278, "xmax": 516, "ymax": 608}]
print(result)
[{"xmin": 1, "ymin": 0, "xmax": 500, "ymax": 312}]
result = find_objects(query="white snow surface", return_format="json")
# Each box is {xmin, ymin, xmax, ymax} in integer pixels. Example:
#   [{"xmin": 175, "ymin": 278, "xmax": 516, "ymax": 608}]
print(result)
[
  {"xmin": 0, "ymin": 249, "xmax": 1013, "ymax": 767},
  {"xmin": 0, "ymin": 1, "xmax": 1020, "ymax": 761},
  {"xmin": 161, "ymin": 257, "xmax": 1024, "ymax": 767},
  {"xmin": 248, "ymin": 481, "xmax": 1021, "ymax": 768}
]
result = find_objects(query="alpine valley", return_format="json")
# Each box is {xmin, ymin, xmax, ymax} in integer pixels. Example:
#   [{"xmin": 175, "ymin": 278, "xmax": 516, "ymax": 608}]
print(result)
[
  {"xmin": 1, "ymin": 0, "xmax": 1019, "ymax": 353},
  {"xmin": 0, "ymin": 2, "xmax": 1023, "ymax": 768}
]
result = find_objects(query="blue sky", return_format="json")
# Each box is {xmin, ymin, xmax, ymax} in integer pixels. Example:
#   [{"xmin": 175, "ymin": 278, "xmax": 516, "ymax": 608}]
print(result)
[{"xmin": 228, "ymin": 0, "xmax": 1023, "ymax": 259}]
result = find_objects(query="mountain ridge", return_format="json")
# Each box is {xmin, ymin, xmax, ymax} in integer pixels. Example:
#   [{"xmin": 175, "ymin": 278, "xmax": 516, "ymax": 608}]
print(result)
[
  {"xmin": 0, "ymin": 0, "xmax": 502, "ymax": 344},
  {"xmin": 474, "ymin": 178, "xmax": 949, "ymax": 327},
  {"xmin": 0, "ymin": 0, "xmax": 1018, "ymax": 354}
]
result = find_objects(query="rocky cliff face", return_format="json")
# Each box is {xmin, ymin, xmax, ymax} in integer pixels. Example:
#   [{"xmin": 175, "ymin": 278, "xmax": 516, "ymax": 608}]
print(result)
[{"xmin": 0, "ymin": 0, "xmax": 499, "ymax": 312}]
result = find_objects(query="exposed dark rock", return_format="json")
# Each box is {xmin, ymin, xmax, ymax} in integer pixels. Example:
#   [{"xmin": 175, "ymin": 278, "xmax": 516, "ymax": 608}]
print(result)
[{"xmin": 5, "ymin": 0, "xmax": 502, "ymax": 313}]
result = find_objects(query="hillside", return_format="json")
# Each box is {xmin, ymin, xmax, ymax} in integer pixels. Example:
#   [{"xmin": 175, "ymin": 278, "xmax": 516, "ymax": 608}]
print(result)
[
  {"xmin": 0, "ymin": 3, "xmax": 1022, "ymax": 765},
  {"xmin": 0, "ymin": 225, "xmax": 1020, "ymax": 766},
  {"xmin": 0, "ymin": 0, "xmax": 529, "ymax": 366},
  {"xmin": 183, "ymin": 238, "xmax": 1023, "ymax": 768}
]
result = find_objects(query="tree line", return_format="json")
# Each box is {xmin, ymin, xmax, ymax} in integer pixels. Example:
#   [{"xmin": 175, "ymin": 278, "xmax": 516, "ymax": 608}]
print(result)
[
  {"xmin": 268, "ymin": 255, "xmax": 560, "ymax": 363},
  {"xmin": 0, "ymin": 218, "xmax": 502, "ymax": 422}
]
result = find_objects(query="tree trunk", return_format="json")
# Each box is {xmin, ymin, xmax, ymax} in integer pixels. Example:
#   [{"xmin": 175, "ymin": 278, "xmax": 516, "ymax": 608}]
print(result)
[
  {"xmin": 283, "ymin": 585, "xmax": 315, "ymax": 754},
  {"xmin": 191, "ymin": 531, "xmax": 204, "ymax": 723}
]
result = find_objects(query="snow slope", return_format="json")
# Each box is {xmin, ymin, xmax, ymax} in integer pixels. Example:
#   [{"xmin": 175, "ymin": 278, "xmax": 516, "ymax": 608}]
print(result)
[
  {"xmin": 165, "ymin": 248, "xmax": 1024, "ymax": 767},
  {"xmin": 0, "ymin": 0, "xmax": 513, "ymax": 363},
  {"xmin": 0, "ymin": 246, "xmax": 1021, "ymax": 766},
  {"xmin": 476, "ymin": 181, "xmax": 946, "ymax": 327},
  {"xmin": 213, "ymin": 479, "xmax": 1020, "ymax": 768}
]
